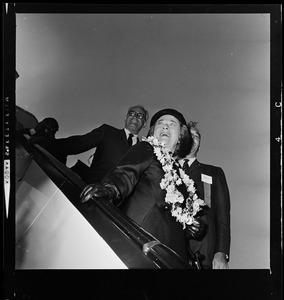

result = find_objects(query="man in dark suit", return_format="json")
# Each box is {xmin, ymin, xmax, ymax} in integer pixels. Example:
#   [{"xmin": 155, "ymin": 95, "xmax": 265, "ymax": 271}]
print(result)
[
  {"xmin": 51, "ymin": 105, "xmax": 149, "ymax": 183},
  {"xmin": 179, "ymin": 121, "xmax": 231, "ymax": 269}
]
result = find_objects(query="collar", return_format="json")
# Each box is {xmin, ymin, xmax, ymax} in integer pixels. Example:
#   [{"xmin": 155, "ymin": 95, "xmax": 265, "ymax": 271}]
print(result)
[
  {"xmin": 124, "ymin": 128, "xmax": 138, "ymax": 138},
  {"xmin": 179, "ymin": 157, "xmax": 197, "ymax": 168}
]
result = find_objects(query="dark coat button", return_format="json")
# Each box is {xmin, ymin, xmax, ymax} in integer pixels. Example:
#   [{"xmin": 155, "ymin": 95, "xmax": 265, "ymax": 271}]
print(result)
[{"xmin": 163, "ymin": 204, "xmax": 170, "ymax": 211}]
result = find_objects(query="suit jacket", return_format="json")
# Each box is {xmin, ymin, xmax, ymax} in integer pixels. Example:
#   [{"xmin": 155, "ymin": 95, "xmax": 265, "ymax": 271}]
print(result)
[
  {"xmin": 48, "ymin": 124, "xmax": 133, "ymax": 183},
  {"xmin": 102, "ymin": 141, "xmax": 189, "ymax": 261},
  {"xmin": 185, "ymin": 159, "xmax": 231, "ymax": 268}
]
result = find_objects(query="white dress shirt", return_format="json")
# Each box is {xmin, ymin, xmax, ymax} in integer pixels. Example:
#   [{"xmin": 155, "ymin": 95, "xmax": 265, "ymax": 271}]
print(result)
[
  {"xmin": 124, "ymin": 128, "xmax": 138, "ymax": 145},
  {"xmin": 180, "ymin": 157, "xmax": 197, "ymax": 169}
]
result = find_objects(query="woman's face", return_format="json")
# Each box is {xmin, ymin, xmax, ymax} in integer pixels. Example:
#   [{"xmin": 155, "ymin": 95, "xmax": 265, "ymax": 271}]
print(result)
[{"xmin": 153, "ymin": 114, "xmax": 181, "ymax": 152}]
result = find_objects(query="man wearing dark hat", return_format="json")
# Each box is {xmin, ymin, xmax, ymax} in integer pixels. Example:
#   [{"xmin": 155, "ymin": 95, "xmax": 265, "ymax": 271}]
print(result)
[
  {"xmin": 16, "ymin": 117, "xmax": 59, "ymax": 148},
  {"xmin": 81, "ymin": 108, "xmax": 204, "ymax": 266}
]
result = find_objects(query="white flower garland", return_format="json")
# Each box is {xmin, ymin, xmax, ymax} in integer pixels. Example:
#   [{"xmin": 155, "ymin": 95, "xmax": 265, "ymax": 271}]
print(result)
[{"xmin": 142, "ymin": 136, "xmax": 205, "ymax": 229}]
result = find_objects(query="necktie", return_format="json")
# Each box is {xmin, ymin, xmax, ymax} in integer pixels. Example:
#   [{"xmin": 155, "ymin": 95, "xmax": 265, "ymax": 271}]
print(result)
[
  {"xmin": 127, "ymin": 133, "xmax": 133, "ymax": 147},
  {"xmin": 182, "ymin": 159, "xmax": 190, "ymax": 174}
]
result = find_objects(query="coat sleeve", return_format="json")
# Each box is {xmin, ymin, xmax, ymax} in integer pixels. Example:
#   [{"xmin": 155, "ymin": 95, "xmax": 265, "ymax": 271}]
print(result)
[
  {"xmin": 214, "ymin": 167, "xmax": 231, "ymax": 257},
  {"xmin": 101, "ymin": 141, "xmax": 155, "ymax": 201},
  {"xmin": 57, "ymin": 124, "xmax": 107, "ymax": 155}
]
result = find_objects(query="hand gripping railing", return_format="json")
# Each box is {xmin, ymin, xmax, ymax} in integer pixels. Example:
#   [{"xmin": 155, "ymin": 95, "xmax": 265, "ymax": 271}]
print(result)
[{"xmin": 18, "ymin": 135, "xmax": 195, "ymax": 269}]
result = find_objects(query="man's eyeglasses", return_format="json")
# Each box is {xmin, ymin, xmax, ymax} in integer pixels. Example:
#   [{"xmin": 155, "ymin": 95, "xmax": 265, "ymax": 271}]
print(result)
[{"xmin": 127, "ymin": 110, "xmax": 145, "ymax": 120}]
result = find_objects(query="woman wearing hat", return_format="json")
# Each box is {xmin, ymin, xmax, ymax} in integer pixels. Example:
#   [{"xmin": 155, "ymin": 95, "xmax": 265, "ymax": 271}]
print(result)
[{"xmin": 81, "ymin": 108, "xmax": 205, "ymax": 263}]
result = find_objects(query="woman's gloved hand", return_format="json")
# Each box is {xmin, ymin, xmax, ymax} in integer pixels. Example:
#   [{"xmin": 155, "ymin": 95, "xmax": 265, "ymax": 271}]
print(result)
[
  {"xmin": 80, "ymin": 183, "xmax": 118, "ymax": 203},
  {"xmin": 186, "ymin": 218, "xmax": 205, "ymax": 239}
]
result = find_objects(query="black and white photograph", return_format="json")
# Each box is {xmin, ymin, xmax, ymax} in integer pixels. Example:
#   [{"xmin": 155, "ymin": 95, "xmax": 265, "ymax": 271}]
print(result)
[{"xmin": 3, "ymin": 4, "xmax": 282, "ymax": 300}]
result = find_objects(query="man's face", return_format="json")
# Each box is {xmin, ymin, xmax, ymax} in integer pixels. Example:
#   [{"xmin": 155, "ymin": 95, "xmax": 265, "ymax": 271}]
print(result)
[
  {"xmin": 125, "ymin": 107, "xmax": 146, "ymax": 134},
  {"xmin": 190, "ymin": 128, "xmax": 200, "ymax": 157},
  {"xmin": 153, "ymin": 114, "xmax": 180, "ymax": 152}
]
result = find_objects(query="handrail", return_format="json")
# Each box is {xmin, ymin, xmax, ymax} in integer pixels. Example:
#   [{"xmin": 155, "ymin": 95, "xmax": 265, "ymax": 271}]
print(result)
[{"xmin": 18, "ymin": 135, "xmax": 194, "ymax": 269}]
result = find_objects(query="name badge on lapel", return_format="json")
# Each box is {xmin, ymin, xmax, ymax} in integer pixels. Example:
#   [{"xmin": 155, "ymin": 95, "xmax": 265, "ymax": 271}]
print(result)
[{"xmin": 201, "ymin": 174, "xmax": 212, "ymax": 208}]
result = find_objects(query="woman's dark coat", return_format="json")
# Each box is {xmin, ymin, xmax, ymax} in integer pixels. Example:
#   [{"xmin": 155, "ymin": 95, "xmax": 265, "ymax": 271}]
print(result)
[{"xmin": 102, "ymin": 141, "xmax": 189, "ymax": 261}]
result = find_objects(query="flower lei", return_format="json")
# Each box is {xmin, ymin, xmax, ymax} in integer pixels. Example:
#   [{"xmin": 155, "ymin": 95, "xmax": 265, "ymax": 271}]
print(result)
[{"xmin": 142, "ymin": 136, "xmax": 205, "ymax": 229}]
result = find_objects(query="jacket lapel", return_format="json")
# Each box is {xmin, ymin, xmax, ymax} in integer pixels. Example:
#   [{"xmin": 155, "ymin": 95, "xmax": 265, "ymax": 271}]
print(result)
[
  {"xmin": 189, "ymin": 160, "xmax": 212, "ymax": 208},
  {"xmin": 120, "ymin": 129, "xmax": 128, "ymax": 145}
]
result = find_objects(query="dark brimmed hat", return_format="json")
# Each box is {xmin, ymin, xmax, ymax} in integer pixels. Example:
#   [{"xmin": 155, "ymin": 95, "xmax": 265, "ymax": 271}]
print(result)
[{"xmin": 150, "ymin": 108, "xmax": 186, "ymax": 127}]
